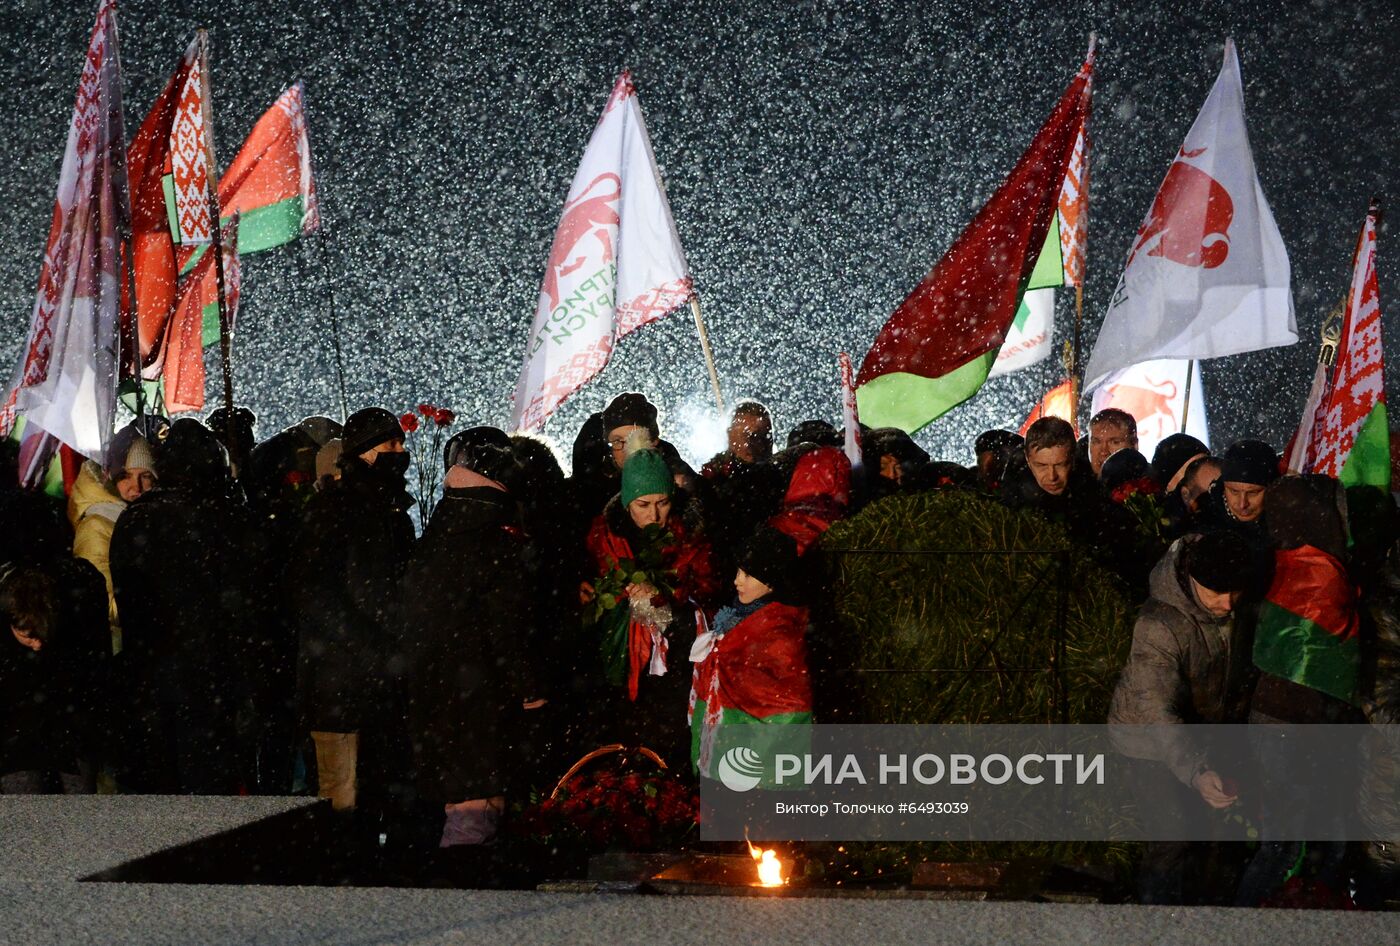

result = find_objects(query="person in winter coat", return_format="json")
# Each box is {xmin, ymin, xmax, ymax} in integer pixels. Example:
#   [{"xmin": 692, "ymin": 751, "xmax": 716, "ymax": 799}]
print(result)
[
  {"xmin": 768, "ymin": 446, "xmax": 852, "ymax": 556},
  {"xmin": 288, "ymin": 407, "xmax": 416, "ymax": 812},
  {"xmin": 109, "ymin": 419, "xmax": 276, "ymax": 794},
  {"xmin": 1004, "ymin": 417, "xmax": 1144, "ymax": 593},
  {"xmin": 68, "ymin": 422, "xmax": 158, "ymax": 655},
  {"xmin": 1108, "ymin": 530, "xmax": 1259, "ymax": 904},
  {"xmin": 581, "ymin": 446, "xmax": 721, "ymax": 771},
  {"xmin": 1087, "ymin": 409, "xmax": 1139, "ymax": 477},
  {"xmin": 0, "ymin": 558, "xmax": 108, "ymax": 794},
  {"xmin": 1197, "ymin": 441, "xmax": 1278, "ymax": 565},
  {"xmin": 974, "ymin": 429, "xmax": 1023, "ymax": 493},
  {"xmin": 401, "ymin": 427, "xmax": 546, "ymax": 846},
  {"xmin": 702, "ymin": 401, "xmax": 775, "ymax": 480},
  {"xmin": 690, "ymin": 526, "xmax": 812, "ymax": 779},
  {"xmin": 0, "ymin": 439, "xmax": 71, "ymax": 570},
  {"xmin": 1235, "ymin": 474, "xmax": 1361, "ymax": 906}
]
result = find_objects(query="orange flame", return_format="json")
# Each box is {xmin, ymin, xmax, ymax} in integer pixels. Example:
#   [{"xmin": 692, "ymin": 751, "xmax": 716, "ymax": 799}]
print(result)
[{"xmin": 746, "ymin": 837, "xmax": 786, "ymax": 887}]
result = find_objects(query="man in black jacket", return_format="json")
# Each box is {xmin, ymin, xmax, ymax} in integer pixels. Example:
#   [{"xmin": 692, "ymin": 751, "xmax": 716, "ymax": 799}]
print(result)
[
  {"xmin": 110, "ymin": 419, "xmax": 274, "ymax": 793},
  {"xmin": 289, "ymin": 407, "xmax": 415, "ymax": 813},
  {"xmin": 401, "ymin": 426, "xmax": 544, "ymax": 846}
]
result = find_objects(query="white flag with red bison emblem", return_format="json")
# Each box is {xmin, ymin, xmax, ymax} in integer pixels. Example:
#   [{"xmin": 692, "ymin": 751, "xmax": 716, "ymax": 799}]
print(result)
[
  {"xmin": 1084, "ymin": 39, "xmax": 1295, "ymax": 392},
  {"xmin": 510, "ymin": 71, "xmax": 692, "ymax": 432},
  {"xmin": 1091, "ymin": 358, "xmax": 1210, "ymax": 461}
]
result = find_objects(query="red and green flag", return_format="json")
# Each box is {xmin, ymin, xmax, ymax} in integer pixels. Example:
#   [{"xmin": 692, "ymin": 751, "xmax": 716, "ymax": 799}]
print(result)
[
  {"xmin": 690, "ymin": 602, "xmax": 813, "ymax": 780},
  {"xmin": 1287, "ymin": 203, "xmax": 1388, "ymax": 490},
  {"xmin": 127, "ymin": 31, "xmax": 214, "ymax": 380},
  {"xmin": 182, "ymin": 81, "xmax": 319, "ymax": 271},
  {"xmin": 163, "ymin": 216, "xmax": 241, "ymax": 414},
  {"xmin": 855, "ymin": 47, "xmax": 1093, "ymax": 432},
  {"xmin": 1254, "ymin": 545, "xmax": 1361, "ymax": 705}
]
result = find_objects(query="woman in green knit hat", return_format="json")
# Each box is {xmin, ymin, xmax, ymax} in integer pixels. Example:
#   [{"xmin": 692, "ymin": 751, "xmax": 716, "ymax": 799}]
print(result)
[{"xmin": 580, "ymin": 446, "xmax": 721, "ymax": 771}]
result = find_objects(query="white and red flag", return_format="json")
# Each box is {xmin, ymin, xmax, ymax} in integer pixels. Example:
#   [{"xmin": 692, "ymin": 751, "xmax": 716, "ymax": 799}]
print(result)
[
  {"xmin": 1091, "ymin": 358, "xmax": 1210, "ymax": 460},
  {"xmin": 838, "ymin": 352, "xmax": 863, "ymax": 474},
  {"xmin": 510, "ymin": 71, "xmax": 692, "ymax": 432},
  {"xmin": 1084, "ymin": 39, "xmax": 1296, "ymax": 391},
  {"xmin": 1287, "ymin": 204, "xmax": 1388, "ymax": 488},
  {"xmin": 0, "ymin": 0, "xmax": 130, "ymax": 465},
  {"xmin": 127, "ymin": 30, "xmax": 214, "ymax": 380}
]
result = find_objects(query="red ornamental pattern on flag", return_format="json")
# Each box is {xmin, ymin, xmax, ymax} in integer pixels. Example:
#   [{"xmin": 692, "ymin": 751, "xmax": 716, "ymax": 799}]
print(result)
[
  {"xmin": 1056, "ymin": 38, "xmax": 1092, "ymax": 290},
  {"xmin": 1, "ymin": 0, "xmax": 128, "ymax": 459},
  {"xmin": 171, "ymin": 33, "xmax": 212, "ymax": 245},
  {"xmin": 1311, "ymin": 212, "xmax": 1384, "ymax": 478},
  {"xmin": 1058, "ymin": 122, "xmax": 1089, "ymax": 286},
  {"xmin": 510, "ymin": 71, "xmax": 693, "ymax": 432},
  {"xmin": 838, "ymin": 352, "xmax": 862, "ymax": 471}
]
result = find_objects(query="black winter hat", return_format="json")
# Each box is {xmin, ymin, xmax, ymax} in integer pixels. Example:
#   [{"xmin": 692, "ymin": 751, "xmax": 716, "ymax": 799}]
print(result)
[
  {"xmin": 738, "ymin": 526, "xmax": 802, "ymax": 599},
  {"xmin": 975, "ymin": 429, "xmax": 1022, "ymax": 456},
  {"xmin": 866, "ymin": 427, "xmax": 930, "ymax": 466},
  {"xmin": 602, "ymin": 393, "xmax": 659, "ymax": 438},
  {"xmin": 1100, "ymin": 448, "xmax": 1154, "ymax": 493},
  {"xmin": 444, "ymin": 426, "xmax": 520, "ymax": 486},
  {"xmin": 341, "ymin": 407, "xmax": 404, "ymax": 459},
  {"xmin": 154, "ymin": 418, "xmax": 228, "ymax": 489},
  {"xmin": 786, "ymin": 419, "xmax": 843, "ymax": 450},
  {"xmin": 1182, "ymin": 531, "xmax": 1255, "ymax": 594},
  {"xmin": 1151, "ymin": 433, "xmax": 1208, "ymax": 486},
  {"xmin": 1221, "ymin": 439, "xmax": 1279, "ymax": 486}
]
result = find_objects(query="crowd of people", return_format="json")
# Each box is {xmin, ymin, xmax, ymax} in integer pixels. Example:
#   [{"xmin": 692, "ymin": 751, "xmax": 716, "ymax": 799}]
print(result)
[{"xmin": 1, "ymin": 391, "xmax": 1398, "ymax": 905}]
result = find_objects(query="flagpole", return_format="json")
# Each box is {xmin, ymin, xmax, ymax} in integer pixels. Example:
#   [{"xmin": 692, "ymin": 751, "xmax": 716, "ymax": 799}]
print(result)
[
  {"xmin": 1070, "ymin": 31, "xmax": 1095, "ymax": 429},
  {"xmin": 198, "ymin": 30, "xmax": 236, "ymax": 452},
  {"xmin": 308, "ymin": 225, "xmax": 349, "ymax": 422},
  {"xmin": 689, "ymin": 293, "xmax": 725, "ymax": 413},
  {"xmin": 1179, "ymin": 360, "xmax": 1195, "ymax": 434}
]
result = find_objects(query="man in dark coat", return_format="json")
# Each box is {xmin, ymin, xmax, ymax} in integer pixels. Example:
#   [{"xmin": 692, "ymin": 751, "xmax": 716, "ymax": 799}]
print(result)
[
  {"xmin": 288, "ymin": 407, "xmax": 415, "ymax": 813},
  {"xmin": 401, "ymin": 427, "xmax": 544, "ymax": 846},
  {"xmin": 1003, "ymin": 417, "xmax": 1144, "ymax": 592},
  {"xmin": 109, "ymin": 419, "xmax": 275, "ymax": 794},
  {"xmin": 1109, "ymin": 530, "xmax": 1259, "ymax": 904}
]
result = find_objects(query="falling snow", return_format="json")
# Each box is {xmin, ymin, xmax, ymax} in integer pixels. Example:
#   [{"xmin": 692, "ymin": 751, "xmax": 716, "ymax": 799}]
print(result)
[{"xmin": 1, "ymin": 0, "xmax": 1396, "ymax": 471}]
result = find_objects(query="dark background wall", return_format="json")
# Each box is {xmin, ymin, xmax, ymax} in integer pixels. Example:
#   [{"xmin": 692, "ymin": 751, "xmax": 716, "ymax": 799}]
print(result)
[{"xmin": 1, "ymin": 0, "xmax": 1396, "ymax": 466}]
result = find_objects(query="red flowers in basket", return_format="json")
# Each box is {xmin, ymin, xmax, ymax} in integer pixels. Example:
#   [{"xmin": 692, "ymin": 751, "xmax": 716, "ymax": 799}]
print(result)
[{"xmin": 514, "ymin": 768, "xmax": 699, "ymax": 852}]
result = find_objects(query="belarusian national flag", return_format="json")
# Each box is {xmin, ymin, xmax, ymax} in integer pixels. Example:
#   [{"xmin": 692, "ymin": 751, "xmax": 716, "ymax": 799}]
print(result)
[
  {"xmin": 179, "ymin": 81, "xmax": 319, "ymax": 277},
  {"xmin": 689, "ymin": 601, "xmax": 813, "ymax": 780},
  {"xmin": 1289, "ymin": 204, "xmax": 1388, "ymax": 489},
  {"xmin": 510, "ymin": 71, "xmax": 693, "ymax": 432},
  {"xmin": 991, "ymin": 51, "xmax": 1094, "ymax": 380},
  {"xmin": 163, "ymin": 216, "xmax": 241, "ymax": 414},
  {"xmin": 0, "ymin": 0, "xmax": 130, "ymax": 467},
  {"xmin": 1084, "ymin": 39, "xmax": 1296, "ymax": 392},
  {"xmin": 856, "ymin": 48, "xmax": 1093, "ymax": 432},
  {"xmin": 127, "ymin": 31, "xmax": 214, "ymax": 379},
  {"xmin": 1254, "ymin": 545, "xmax": 1360, "ymax": 705}
]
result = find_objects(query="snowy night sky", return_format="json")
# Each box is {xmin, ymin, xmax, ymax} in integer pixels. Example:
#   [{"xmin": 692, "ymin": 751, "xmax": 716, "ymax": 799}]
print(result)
[{"xmin": 1, "ymin": 0, "xmax": 1397, "ymax": 469}]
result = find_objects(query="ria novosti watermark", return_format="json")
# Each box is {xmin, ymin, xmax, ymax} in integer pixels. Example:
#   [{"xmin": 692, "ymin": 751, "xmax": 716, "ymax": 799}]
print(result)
[{"xmin": 699, "ymin": 724, "xmax": 1400, "ymax": 843}]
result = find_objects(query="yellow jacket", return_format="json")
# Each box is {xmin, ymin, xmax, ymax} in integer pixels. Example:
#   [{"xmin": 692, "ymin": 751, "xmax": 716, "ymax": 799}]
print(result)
[{"xmin": 67, "ymin": 460, "xmax": 127, "ymax": 653}]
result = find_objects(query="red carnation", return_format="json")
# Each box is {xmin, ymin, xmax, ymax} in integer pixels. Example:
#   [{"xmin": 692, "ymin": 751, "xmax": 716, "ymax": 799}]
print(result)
[
  {"xmin": 434, "ymin": 407, "xmax": 455, "ymax": 427},
  {"xmin": 417, "ymin": 403, "xmax": 436, "ymax": 417},
  {"xmin": 400, "ymin": 413, "xmax": 420, "ymax": 433}
]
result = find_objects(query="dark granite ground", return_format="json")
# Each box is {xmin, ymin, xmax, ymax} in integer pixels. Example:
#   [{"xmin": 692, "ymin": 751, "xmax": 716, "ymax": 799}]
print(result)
[{"xmin": 0, "ymin": 795, "xmax": 1386, "ymax": 945}]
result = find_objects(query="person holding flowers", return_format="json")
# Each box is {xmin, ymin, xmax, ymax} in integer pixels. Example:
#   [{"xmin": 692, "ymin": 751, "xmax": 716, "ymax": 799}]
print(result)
[{"xmin": 581, "ymin": 442, "xmax": 720, "ymax": 772}]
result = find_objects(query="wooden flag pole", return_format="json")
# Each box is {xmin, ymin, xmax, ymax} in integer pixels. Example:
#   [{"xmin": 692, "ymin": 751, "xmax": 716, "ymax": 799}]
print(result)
[
  {"xmin": 1069, "ymin": 32, "xmax": 1095, "ymax": 429},
  {"xmin": 690, "ymin": 293, "xmax": 725, "ymax": 414},
  {"xmin": 1179, "ymin": 360, "xmax": 1195, "ymax": 434},
  {"xmin": 198, "ymin": 29, "xmax": 237, "ymax": 460}
]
